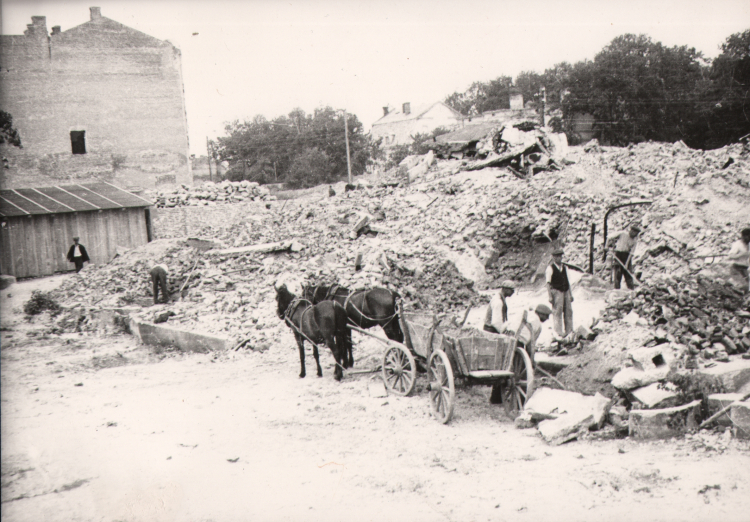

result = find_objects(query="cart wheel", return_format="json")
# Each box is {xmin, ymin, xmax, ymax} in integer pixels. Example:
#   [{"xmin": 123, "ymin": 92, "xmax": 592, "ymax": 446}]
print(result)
[
  {"xmin": 381, "ymin": 343, "xmax": 416, "ymax": 396},
  {"xmin": 428, "ymin": 349, "xmax": 455, "ymax": 424},
  {"xmin": 503, "ymin": 347, "xmax": 535, "ymax": 418}
]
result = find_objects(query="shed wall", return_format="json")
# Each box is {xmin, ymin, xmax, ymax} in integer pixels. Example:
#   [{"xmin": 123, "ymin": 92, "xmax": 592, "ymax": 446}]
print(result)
[{"xmin": 0, "ymin": 207, "xmax": 148, "ymax": 278}]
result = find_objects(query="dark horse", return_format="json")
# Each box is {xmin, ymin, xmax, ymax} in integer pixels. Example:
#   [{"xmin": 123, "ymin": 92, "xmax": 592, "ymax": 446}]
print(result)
[
  {"xmin": 275, "ymin": 283, "xmax": 350, "ymax": 381},
  {"xmin": 302, "ymin": 284, "xmax": 403, "ymax": 368}
]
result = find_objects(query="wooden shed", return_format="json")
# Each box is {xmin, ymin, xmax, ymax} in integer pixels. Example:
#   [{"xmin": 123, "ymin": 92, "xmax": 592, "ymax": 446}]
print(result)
[{"xmin": 0, "ymin": 182, "xmax": 153, "ymax": 278}]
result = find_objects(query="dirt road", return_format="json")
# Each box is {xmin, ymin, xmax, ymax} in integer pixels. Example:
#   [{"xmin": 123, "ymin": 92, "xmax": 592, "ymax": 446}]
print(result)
[{"xmin": 2, "ymin": 276, "xmax": 750, "ymax": 522}]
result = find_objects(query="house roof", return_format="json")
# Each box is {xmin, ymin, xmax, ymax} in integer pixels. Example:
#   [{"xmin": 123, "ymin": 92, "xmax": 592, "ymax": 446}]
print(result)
[
  {"xmin": 58, "ymin": 15, "xmax": 171, "ymax": 48},
  {"xmin": 0, "ymin": 182, "xmax": 152, "ymax": 218},
  {"xmin": 372, "ymin": 102, "xmax": 462, "ymax": 127}
]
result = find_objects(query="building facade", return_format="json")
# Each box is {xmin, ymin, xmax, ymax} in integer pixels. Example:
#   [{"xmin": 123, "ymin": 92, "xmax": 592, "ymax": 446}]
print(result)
[
  {"xmin": 370, "ymin": 102, "xmax": 463, "ymax": 148},
  {"xmin": 0, "ymin": 7, "xmax": 191, "ymax": 190}
]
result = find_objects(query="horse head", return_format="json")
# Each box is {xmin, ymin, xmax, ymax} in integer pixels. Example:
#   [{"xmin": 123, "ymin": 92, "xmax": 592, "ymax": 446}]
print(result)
[{"xmin": 275, "ymin": 284, "xmax": 294, "ymax": 320}]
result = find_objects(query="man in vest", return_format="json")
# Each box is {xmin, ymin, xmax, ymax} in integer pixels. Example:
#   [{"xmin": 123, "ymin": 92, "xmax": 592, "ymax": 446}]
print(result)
[
  {"xmin": 546, "ymin": 247, "xmax": 573, "ymax": 337},
  {"xmin": 66, "ymin": 236, "xmax": 90, "ymax": 273},
  {"xmin": 483, "ymin": 280, "xmax": 515, "ymax": 334}
]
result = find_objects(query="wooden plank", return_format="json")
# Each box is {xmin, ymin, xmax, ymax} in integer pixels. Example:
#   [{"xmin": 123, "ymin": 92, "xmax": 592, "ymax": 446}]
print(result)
[
  {"xmin": 0, "ymin": 217, "xmax": 16, "ymax": 276},
  {"xmin": 14, "ymin": 217, "xmax": 30, "ymax": 278},
  {"xmin": 37, "ymin": 215, "xmax": 55, "ymax": 276},
  {"xmin": 467, "ymin": 370, "xmax": 513, "ymax": 379}
]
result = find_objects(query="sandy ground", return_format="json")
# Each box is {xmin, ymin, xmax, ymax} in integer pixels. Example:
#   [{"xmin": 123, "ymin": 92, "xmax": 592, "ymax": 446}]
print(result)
[{"xmin": 2, "ymin": 276, "xmax": 750, "ymax": 522}]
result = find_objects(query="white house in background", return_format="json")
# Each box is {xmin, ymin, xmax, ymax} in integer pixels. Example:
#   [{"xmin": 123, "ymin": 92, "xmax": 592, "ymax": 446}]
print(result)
[{"xmin": 370, "ymin": 102, "xmax": 462, "ymax": 147}]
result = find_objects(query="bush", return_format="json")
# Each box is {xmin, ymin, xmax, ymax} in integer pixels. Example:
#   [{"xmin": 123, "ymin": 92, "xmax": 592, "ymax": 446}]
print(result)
[
  {"xmin": 23, "ymin": 291, "xmax": 61, "ymax": 316},
  {"xmin": 285, "ymin": 147, "xmax": 336, "ymax": 189}
]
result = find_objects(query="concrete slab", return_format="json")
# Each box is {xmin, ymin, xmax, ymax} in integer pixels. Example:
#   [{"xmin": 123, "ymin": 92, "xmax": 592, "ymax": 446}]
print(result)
[
  {"xmin": 695, "ymin": 358, "xmax": 750, "ymax": 394},
  {"xmin": 707, "ymin": 393, "xmax": 745, "ymax": 427},
  {"xmin": 629, "ymin": 382, "xmax": 680, "ymax": 409},
  {"xmin": 538, "ymin": 412, "xmax": 595, "ymax": 445},
  {"xmin": 611, "ymin": 366, "xmax": 670, "ymax": 391},
  {"xmin": 131, "ymin": 319, "xmax": 229, "ymax": 353},
  {"xmin": 0, "ymin": 275, "xmax": 16, "ymax": 290},
  {"xmin": 730, "ymin": 400, "xmax": 750, "ymax": 439},
  {"xmin": 628, "ymin": 400, "xmax": 701, "ymax": 440}
]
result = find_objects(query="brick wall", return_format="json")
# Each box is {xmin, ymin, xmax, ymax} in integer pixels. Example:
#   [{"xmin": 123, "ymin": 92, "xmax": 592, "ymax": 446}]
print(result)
[
  {"xmin": 152, "ymin": 203, "xmax": 264, "ymax": 240},
  {"xmin": 0, "ymin": 9, "xmax": 191, "ymax": 190}
]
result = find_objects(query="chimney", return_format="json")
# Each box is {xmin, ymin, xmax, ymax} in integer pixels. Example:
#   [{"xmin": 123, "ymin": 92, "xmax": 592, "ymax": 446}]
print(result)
[
  {"xmin": 51, "ymin": 26, "xmax": 61, "ymax": 36},
  {"xmin": 382, "ymin": 106, "xmax": 389, "ymax": 117},
  {"xmin": 90, "ymin": 7, "xmax": 102, "ymax": 20},
  {"xmin": 402, "ymin": 102, "xmax": 411, "ymax": 115},
  {"xmin": 24, "ymin": 16, "xmax": 47, "ymax": 37}
]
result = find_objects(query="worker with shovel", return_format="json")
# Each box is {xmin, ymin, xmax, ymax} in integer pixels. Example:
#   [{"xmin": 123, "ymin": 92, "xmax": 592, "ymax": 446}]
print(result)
[
  {"xmin": 150, "ymin": 262, "xmax": 170, "ymax": 305},
  {"xmin": 606, "ymin": 225, "xmax": 640, "ymax": 290}
]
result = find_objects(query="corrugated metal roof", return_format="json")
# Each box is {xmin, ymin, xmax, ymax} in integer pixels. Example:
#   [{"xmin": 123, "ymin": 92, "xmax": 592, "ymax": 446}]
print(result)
[{"xmin": 0, "ymin": 182, "xmax": 151, "ymax": 217}]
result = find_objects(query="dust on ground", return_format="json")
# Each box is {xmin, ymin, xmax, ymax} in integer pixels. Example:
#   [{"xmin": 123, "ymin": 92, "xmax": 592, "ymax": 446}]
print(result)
[{"xmin": 2, "ymin": 276, "xmax": 750, "ymax": 522}]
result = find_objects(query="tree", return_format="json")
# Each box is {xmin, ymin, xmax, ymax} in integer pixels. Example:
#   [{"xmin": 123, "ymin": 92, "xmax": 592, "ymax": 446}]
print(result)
[
  {"xmin": 562, "ymin": 34, "xmax": 706, "ymax": 145},
  {"xmin": 286, "ymin": 148, "xmax": 333, "ymax": 188},
  {"xmin": 691, "ymin": 29, "xmax": 750, "ymax": 148},
  {"xmin": 0, "ymin": 111, "xmax": 22, "ymax": 148},
  {"xmin": 214, "ymin": 107, "xmax": 381, "ymax": 187},
  {"xmin": 445, "ymin": 76, "xmax": 514, "ymax": 115}
]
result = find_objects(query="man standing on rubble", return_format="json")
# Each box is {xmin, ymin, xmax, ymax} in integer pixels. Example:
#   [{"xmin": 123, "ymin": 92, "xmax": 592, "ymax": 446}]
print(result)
[
  {"xmin": 483, "ymin": 280, "xmax": 515, "ymax": 334},
  {"xmin": 727, "ymin": 227, "xmax": 750, "ymax": 288},
  {"xmin": 606, "ymin": 225, "xmax": 640, "ymax": 290},
  {"xmin": 546, "ymin": 247, "xmax": 573, "ymax": 337},
  {"xmin": 150, "ymin": 262, "xmax": 170, "ymax": 305},
  {"xmin": 66, "ymin": 236, "xmax": 90, "ymax": 273}
]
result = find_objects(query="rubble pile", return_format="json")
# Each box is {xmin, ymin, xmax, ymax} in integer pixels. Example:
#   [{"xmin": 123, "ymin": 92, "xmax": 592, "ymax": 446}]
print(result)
[
  {"xmin": 601, "ymin": 271, "xmax": 750, "ymax": 361},
  {"xmin": 47, "ymin": 137, "xmax": 750, "ymax": 360},
  {"xmin": 149, "ymin": 180, "xmax": 276, "ymax": 208}
]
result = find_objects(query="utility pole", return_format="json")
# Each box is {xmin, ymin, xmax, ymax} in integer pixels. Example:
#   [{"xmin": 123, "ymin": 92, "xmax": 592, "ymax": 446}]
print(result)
[
  {"xmin": 343, "ymin": 109, "xmax": 352, "ymax": 185},
  {"xmin": 541, "ymin": 86, "xmax": 547, "ymax": 127},
  {"xmin": 206, "ymin": 137, "xmax": 213, "ymax": 182}
]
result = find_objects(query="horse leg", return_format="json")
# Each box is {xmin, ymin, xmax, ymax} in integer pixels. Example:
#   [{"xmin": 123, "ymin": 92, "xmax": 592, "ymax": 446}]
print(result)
[
  {"xmin": 296, "ymin": 333, "xmax": 306, "ymax": 379},
  {"xmin": 327, "ymin": 333, "xmax": 344, "ymax": 382},
  {"xmin": 346, "ymin": 329, "xmax": 354, "ymax": 368},
  {"xmin": 312, "ymin": 343, "xmax": 323, "ymax": 377}
]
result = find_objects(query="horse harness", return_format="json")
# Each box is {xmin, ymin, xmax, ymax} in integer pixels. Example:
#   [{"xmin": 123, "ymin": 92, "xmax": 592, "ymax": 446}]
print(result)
[
  {"xmin": 343, "ymin": 289, "xmax": 399, "ymax": 329},
  {"xmin": 283, "ymin": 297, "xmax": 346, "ymax": 371}
]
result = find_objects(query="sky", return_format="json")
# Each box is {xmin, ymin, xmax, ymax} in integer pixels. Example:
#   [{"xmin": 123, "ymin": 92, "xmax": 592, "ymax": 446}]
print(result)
[{"xmin": 2, "ymin": 0, "xmax": 749, "ymax": 154}]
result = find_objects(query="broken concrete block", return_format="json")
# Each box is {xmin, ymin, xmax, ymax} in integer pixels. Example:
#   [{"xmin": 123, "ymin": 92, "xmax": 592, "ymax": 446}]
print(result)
[
  {"xmin": 707, "ymin": 393, "xmax": 744, "ymax": 427},
  {"xmin": 523, "ymin": 387, "xmax": 611, "ymax": 430},
  {"xmin": 629, "ymin": 382, "xmax": 680, "ymax": 409},
  {"xmin": 575, "ymin": 325, "xmax": 595, "ymax": 340},
  {"xmin": 608, "ymin": 405, "xmax": 629, "ymax": 432},
  {"xmin": 0, "ymin": 275, "xmax": 17, "ymax": 290},
  {"xmin": 628, "ymin": 400, "xmax": 701, "ymax": 440},
  {"xmin": 590, "ymin": 392, "xmax": 614, "ymax": 429},
  {"xmin": 694, "ymin": 358, "xmax": 750, "ymax": 393},
  {"xmin": 611, "ymin": 365, "xmax": 670, "ymax": 391},
  {"xmin": 538, "ymin": 411, "xmax": 595, "ymax": 445},
  {"xmin": 730, "ymin": 400, "xmax": 750, "ymax": 439}
]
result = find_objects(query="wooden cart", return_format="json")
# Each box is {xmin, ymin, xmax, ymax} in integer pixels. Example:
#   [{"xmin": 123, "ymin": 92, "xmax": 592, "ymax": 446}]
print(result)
[{"xmin": 354, "ymin": 310, "xmax": 535, "ymax": 424}]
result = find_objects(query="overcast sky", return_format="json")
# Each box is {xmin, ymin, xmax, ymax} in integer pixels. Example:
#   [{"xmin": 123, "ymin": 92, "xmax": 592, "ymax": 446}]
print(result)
[{"xmin": 3, "ymin": 0, "xmax": 749, "ymax": 154}]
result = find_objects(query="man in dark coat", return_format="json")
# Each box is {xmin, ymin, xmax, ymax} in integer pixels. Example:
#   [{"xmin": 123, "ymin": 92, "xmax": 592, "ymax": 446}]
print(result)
[{"xmin": 66, "ymin": 237, "xmax": 90, "ymax": 273}]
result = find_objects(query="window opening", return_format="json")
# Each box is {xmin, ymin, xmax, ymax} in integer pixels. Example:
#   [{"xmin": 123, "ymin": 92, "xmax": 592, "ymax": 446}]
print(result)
[{"xmin": 70, "ymin": 131, "xmax": 86, "ymax": 154}]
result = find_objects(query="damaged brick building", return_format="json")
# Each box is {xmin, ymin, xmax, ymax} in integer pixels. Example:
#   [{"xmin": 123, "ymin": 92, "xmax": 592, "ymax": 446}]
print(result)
[{"xmin": 0, "ymin": 7, "xmax": 191, "ymax": 190}]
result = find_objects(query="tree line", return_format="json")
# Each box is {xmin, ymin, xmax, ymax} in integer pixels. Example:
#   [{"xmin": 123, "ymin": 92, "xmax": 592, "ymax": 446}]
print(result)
[
  {"xmin": 445, "ymin": 30, "xmax": 750, "ymax": 149},
  {"xmin": 212, "ymin": 107, "xmax": 381, "ymax": 188}
]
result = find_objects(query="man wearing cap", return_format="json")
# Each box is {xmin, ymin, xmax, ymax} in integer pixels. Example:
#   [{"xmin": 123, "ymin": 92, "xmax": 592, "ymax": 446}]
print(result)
[
  {"xmin": 66, "ymin": 236, "xmax": 90, "ymax": 273},
  {"xmin": 150, "ymin": 262, "xmax": 170, "ymax": 304},
  {"xmin": 489, "ymin": 304, "xmax": 551, "ymax": 404},
  {"xmin": 606, "ymin": 226, "xmax": 640, "ymax": 290},
  {"xmin": 483, "ymin": 280, "xmax": 515, "ymax": 334},
  {"xmin": 546, "ymin": 247, "xmax": 573, "ymax": 337}
]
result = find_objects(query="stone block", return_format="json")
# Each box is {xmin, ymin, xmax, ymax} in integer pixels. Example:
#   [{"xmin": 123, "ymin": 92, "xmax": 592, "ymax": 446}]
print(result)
[
  {"xmin": 707, "ymin": 393, "xmax": 744, "ymax": 427},
  {"xmin": 695, "ymin": 358, "xmax": 750, "ymax": 393},
  {"xmin": 629, "ymin": 382, "xmax": 680, "ymax": 409},
  {"xmin": 538, "ymin": 411, "xmax": 595, "ymax": 445},
  {"xmin": 611, "ymin": 366, "xmax": 670, "ymax": 391},
  {"xmin": 523, "ymin": 387, "xmax": 611, "ymax": 431},
  {"xmin": 131, "ymin": 319, "xmax": 229, "ymax": 353},
  {"xmin": 0, "ymin": 275, "xmax": 16, "ymax": 290},
  {"xmin": 628, "ymin": 400, "xmax": 701, "ymax": 440},
  {"xmin": 730, "ymin": 401, "xmax": 750, "ymax": 439}
]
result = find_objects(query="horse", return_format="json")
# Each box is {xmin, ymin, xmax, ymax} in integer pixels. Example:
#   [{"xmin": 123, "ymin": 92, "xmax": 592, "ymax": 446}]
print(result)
[
  {"xmin": 302, "ymin": 284, "xmax": 403, "ymax": 368},
  {"xmin": 275, "ymin": 283, "xmax": 350, "ymax": 381}
]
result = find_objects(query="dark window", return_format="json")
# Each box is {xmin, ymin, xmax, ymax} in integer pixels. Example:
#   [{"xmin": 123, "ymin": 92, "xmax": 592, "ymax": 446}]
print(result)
[{"xmin": 70, "ymin": 131, "xmax": 86, "ymax": 154}]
